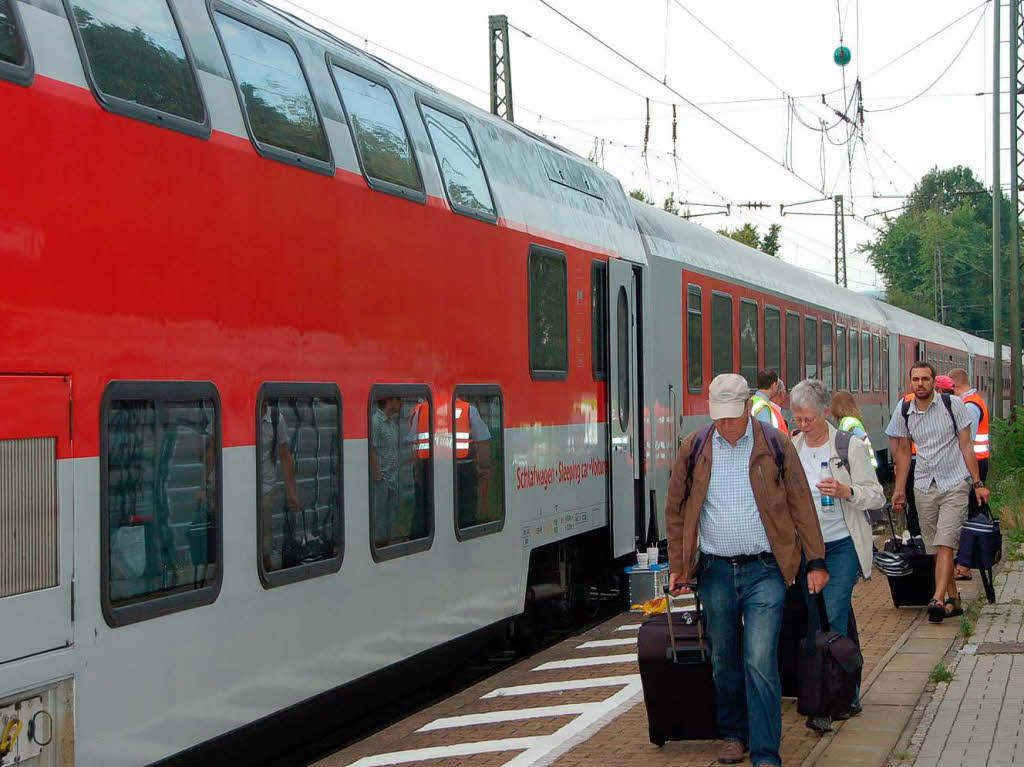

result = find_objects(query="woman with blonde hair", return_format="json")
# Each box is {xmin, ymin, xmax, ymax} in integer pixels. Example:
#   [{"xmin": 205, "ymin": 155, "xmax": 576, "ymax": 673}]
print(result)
[{"xmin": 830, "ymin": 391, "xmax": 878, "ymax": 469}]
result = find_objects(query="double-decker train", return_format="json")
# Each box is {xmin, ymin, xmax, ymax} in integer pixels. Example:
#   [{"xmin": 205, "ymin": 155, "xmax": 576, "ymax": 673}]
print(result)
[{"xmin": 0, "ymin": 1, "xmax": 1014, "ymax": 765}]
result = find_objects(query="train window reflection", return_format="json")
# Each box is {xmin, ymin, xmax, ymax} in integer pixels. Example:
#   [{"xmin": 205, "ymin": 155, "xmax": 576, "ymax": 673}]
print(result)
[
  {"xmin": 765, "ymin": 306, "xmax": 781, "ymax": 375},
  {"xmin": 529, "ymin": 246, "xmax": 568, "ymax": 379},
  {"xmin": 872, "ymin": 334, "xmax": 882, "ymax": 391},
  {"xmin": 592, "ymin": 262, "xmax": 608, "ymax": 380},
  {"xmin": 712, "ymin": 293, "xmax": 733, "ymax": 378},
  {"xmin": 804, "ymin": 317, "xmax": 818, "ymax": 380},
  {"xmin": 69, "ymin": 0, "xmax": 204, "ymax": 123},
  {"xmin": 740, "ymin": 300, "xmax": 758, "ymax": 388},
  {"xmin": 687, "ymin": 285, "xmax": 703, "ymax": 393},
  {"xmin": 421, "ymin": 104, "xmax": 495, "ymax": 219},
  {"xmin": 256, "ymin": 384, "xmax": 343, "ymax": 588},
  {"xmin": 369, "ymin": 386, "xmax": 433, "ymax": 559},
  {"xmin": 454, "ymin": 388, "xmax": 505, "ymax": 538},
  {"xmin": 861, "ymin": 331, "xmax": 871, "ymax": 392},
  {"xmin": 850, "ymin": 328, "xmax": 860, "ymax": 390},
  {"xmin": 786, "ymin": 312, "xmax": 800, "ymax": 388},
  {"xmin": 215, "ymin": 11, "xmax": 329, "ymax": 161},
  {"xmin": 0, "ymin": 0, "xmax": 25, "ymax": 68},
  {"xmin": 332, "ymin": 65, "xmax": 423, "ymax": 194},
  {"xmin": 836, "ymin": 325, "xmax": 848, "ymax": 390},
  {"xmin": 822, "ymin": 321, "xmax": 834, "ymax": 389},
  {"xmin": 101, "ymin": 382, "xmax": 221, "ymax": 627}
]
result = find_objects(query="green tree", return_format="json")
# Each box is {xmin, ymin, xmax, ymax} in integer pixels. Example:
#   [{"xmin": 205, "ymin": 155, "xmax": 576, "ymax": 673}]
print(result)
[
  {"xmin": 716, "ymin": 223, "xmax": 782, "ymax": 257},
  {"xmin": 663, "ymin": 193, "xmax": 680, "ymax": 215},
  {"xmin": 629, "ymin": 188, "xmax": 650, "ymax": 203},
  {"xmin": 761, "ymin": 224, "xmax": 782, "ymax": 256}
]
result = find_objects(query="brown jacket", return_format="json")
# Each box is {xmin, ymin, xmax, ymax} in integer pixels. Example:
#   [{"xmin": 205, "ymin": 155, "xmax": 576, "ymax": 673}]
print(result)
[{"xmin": 665, "ymin": 419, "xmax": 826, "ymax": 585}]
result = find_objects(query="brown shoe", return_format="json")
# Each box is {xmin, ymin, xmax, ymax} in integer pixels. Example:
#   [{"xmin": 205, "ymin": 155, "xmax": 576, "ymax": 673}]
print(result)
[{"xmin": 718, "ymin": 739, "xmax": 747, "ymax": 764}]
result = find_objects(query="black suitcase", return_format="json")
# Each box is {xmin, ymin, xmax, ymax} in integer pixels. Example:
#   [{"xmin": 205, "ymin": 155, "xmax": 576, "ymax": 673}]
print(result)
[
  {"xmin": 877, "ymin": 506, "xmax": 936, "ymax": 607},
  {"xmin": 637, "ymin": 585, "xmax": 719, "ymax": 746},
  {"xmin": 797, "ymin": 593, "xmax": 863, "ymax": 718},
  {"xmin": 779, "ymin": 584, "xmax": 861, "ymax": 698}
]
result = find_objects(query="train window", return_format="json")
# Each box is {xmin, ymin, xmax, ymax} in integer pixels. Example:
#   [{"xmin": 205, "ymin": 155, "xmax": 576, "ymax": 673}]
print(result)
[
  {"xmin": 0, "ymin": 0, "xmax": 31, "ymax": 85},
  {"xmin": 686, "ymin": 285, "xmax": 703, "ymax": 393},
  {"xmin": 785, "ymin": 312, "xmax": 800, "ymax": 389},
  {"xmin": 850, "ymin": 328, "xmax": 860, "ymax": 391},
  {"xmin": 616, "ymin": 286, "xmax": 631, "ymax": 429},
  {"xmin": 804, "ymin": 317, "xmax": 818, "ymax": 380},
  {"xmin": 331, "ymin": 61, "xmax": 424, "ymax": 198},
  {"xmin": 214, "ymin": 7, "xmax": 332, "ymax": 171},
  {"xmin": 419, "ymin": 102, "xmax": 496, "ymax": 221},
  {"xmin": 861, "ymin": 332, "xmax": 871, "ymax": 392},
  {"xmin": 528, "ymin": 246, "xmax": 568, "ymax": 380},
  {"xmin": 765, "ymin": 306, "xmax": 781, "ymax": 375},
  {"xmin": 592, "ymin": 262, "xmax": 608, "ymax": 381},
  {"xmin": 712, "ymin": 292, "xmax": 733, "ymax": 378},
  {"xmin": 740, "ymin": 300, "xmax": 758, "ymax": 388},
  {"xmin": 822, "ymin": 321, "xmax": 834, "ymax": 390},
  {"xmin": 872, "ymin": 335, "xmax": 881, "ymax": 391},
  {"xmin": 100, "ymin": 382, "xmax": 221, "ymax": 628},
  {"xmin": 369, "ymin": 385, "xmax": 433, "ymax": 561},
  {"xmin": 66, "ymin": 0, "xmax": 207, "ymax": 135},
  {"xmin": 836, "ymin": 325, "xmax": 847, "ymax": 390},
  {"xmin": 454, "ymin": 387, "xmax": 505, "ymax": 540},
  {"xmin": 256, "ymin": 384, "xmax": 343, "ymax": 589}
]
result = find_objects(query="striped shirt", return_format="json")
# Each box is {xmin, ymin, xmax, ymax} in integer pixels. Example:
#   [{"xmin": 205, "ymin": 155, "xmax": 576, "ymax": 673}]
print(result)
[
  {"xmin": 885, "ymin": 394, "xmax": 972, "ymax": 492},
  {"xmin": 699, "ymin": 419, "xmax": 772, "ymax": 557}
]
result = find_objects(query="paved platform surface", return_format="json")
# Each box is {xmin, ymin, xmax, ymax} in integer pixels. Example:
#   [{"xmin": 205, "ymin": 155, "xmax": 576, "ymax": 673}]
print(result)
[
  {"xmin": 313, "ymin": 566, "xmax": 963, "ymax": 767},
  {"xmin": 902, "ymin": 552, "xmax": 1024, "ymax": 767}
]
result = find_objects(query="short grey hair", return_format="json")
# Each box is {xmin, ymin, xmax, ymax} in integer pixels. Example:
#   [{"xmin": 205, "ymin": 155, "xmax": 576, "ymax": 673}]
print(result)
[{"xmin": 790, "ymin": 379, "xmax": 830, "ymax": 413}]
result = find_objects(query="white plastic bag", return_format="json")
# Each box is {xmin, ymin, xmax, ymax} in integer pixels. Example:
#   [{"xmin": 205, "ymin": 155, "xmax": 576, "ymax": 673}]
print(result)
[{"xmin": 110, "ymin": 525, "xmax": 146, "ymax": 580}]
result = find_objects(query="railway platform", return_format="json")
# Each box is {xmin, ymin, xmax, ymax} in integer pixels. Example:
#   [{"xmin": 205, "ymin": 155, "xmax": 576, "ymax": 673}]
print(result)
[{"xmin": 314, "ymin": 569, "xmax": 973, "ymax": 767}]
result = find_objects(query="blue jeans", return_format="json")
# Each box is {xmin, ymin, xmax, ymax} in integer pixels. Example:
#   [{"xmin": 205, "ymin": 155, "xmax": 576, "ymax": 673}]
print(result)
[{"xmin": 699, "ymin": 553, "xmax": 787, "ymax": 767}]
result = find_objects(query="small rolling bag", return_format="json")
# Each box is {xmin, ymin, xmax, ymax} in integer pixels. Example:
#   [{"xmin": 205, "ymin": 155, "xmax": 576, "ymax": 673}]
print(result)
[
  {"xmin": 637, "ymin": 585, "xmax": 719, "ymax": 746},
  {"xmin": 874, "ymin": 505, "xmax": 936, "ymax": 607}
]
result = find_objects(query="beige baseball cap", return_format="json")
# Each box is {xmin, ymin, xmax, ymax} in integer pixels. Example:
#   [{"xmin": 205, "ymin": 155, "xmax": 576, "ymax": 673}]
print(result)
[{"xmin": 708, "ymin": 373, "xmax": 751, "ymax": 420}]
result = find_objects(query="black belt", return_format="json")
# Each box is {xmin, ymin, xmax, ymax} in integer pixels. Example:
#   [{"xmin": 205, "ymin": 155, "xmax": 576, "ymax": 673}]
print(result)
[{"xmin": 706, "ymin": 552, "xmax": 773, "ymax": 565}]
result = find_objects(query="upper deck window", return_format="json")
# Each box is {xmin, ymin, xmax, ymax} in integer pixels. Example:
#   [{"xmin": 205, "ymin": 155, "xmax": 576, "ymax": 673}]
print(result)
[
  {"xmin": 331, "ymin": 63, "xmax": 424, "ymax": 198},
  {"xmin": 420, "ymin": 103, "xmax": 496, "ymax": 220},
  {"xmin": 214, "ymin": 8, "xmax": 331, "ymax": 168},
  {"xmin": 66, "ymin": 0, "xmax": 205, "ymax": 131},
  {"xmin": 528, "ymin": 246, "xmax": 568, "ymax": 380},
  {"xmin": 0, "ymin": 0, "xmax": 31, "ymax": 84}
]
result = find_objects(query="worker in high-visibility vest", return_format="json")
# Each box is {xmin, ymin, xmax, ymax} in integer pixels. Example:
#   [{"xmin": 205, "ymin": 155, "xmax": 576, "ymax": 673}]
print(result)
[
  {"xmin": 751, "ymin": 369, "xmax": 788, "ymax": 434},
  {"xmin": 950, "ymin": 368, "xmax": 991, "ymax": 580},
  {"xmin": 829, "ymin": 390, "xmax": 879, "ymax": 469}
]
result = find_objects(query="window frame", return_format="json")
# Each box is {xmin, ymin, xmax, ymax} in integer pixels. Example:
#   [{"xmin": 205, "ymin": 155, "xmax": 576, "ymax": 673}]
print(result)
[
  {"xmin": 99, "ymin": 380, "xmax": 223, "ymax": 628},
  {"xmin": 416, "ymin": 95, "xmax": 497, "ymax": 223},
  {"xmin": 255, "ymin": 382, "xmax": 344, "ymax": 589},
  {"xmin": 739, "ymin": 298, "xmax": 759, "ymax": 388},
  {"xmin": 591, "ymin": 261, "xmax": 608, "ymax": 381},
  {"xmin": 367, "ymin": 384, "xmax": 435, "ymax": 562},
  {"xmin": 453, "ymin": 384, "xmax": 506, "ymax": 542},
  {"xmin": 764, "ymin": 304, "xmax": 781, "ymax": 375},
  {"xmin": 528, "ymin": 244, "xmax": 569, "ymax": 381},
  {"xmin": 64, "ymin": 0, "xmax": 208, "ymax": 137},
  {"xmin": 686, "ymin": 283, "xmax": 703, "ymax": 394},
  {"xmin": 0, "ymin": 0, "xmax": 33, "ymax": 86},
  {"xmin": 328, "ymin": 54, "xmax": 425, "ymax": 202},
  {"xmin": 710, "ymin": 290, "xmax": 734, "ymax": 379},
  {"xmin": 210, "ymin": 1, "xmax": 333, "ymax": 174}
]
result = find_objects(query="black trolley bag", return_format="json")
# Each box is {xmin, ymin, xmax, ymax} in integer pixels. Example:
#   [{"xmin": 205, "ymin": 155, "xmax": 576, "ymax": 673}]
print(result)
[
  {"xmin": 637, "ymin": 584, "xmax": 719, "ymax": 746},
  {"xmin": 797, "ymin": 589, "xmax": 863, "ymax": 718},
  {"xmin": 779, "ymin": 583, "xmax": 862, "ymax": 698},
  {"xmin": 873, "ymin": 504, "xmax": 936, "ymax": 607}
]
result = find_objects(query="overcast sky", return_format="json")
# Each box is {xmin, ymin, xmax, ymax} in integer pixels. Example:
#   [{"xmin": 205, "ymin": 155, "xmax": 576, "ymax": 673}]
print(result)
[{"xmin": 273, "ymin": 0, "xmax": 1005, "ymax": 293}]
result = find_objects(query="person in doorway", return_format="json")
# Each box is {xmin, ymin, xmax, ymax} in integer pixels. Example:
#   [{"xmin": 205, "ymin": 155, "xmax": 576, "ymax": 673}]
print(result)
[
  {"xmin": 751, "ymin": 369, "xmax": 788, "ymax": 434},
  {"xmin": 791, "ymin": 379, "xmax": 885, "ymax": 732},
  {"xmin": 666, "ymin": 374, "xmax": 828, "ymax": 767},
  {"xmin": 830, "ymin": 390, "xmax": 878, "ymax": 470},
  {"xmin": 950, "ymin": 368, "xmax": 991, "ymax": 581},
  {"xmin": 888, "ymin": 363, "xmax": 990, "ymax": 622}
]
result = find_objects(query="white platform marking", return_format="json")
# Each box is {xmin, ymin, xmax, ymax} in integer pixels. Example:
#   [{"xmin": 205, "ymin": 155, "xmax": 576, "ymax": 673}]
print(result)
[
  {"xmin": 532, "ymin": 654, "xmax": 637, "ymax": 671},
  {"xmin": 344, "ymin": 736, "xmax": 547, "ymax": 766},
  {"xmin": 616, "ymin": 623, "xmax": 642, "ymax": 631},
  {"xmin": 416, "ymin": 703, "xmax": 597, "ymax": 732},
  {"xmin": 482, "ymin": 674, "xmax": 640, "ymax": 698},
  {"xmin": 576, "ymin": 637, "xmax": 637, "ymax": 649}
]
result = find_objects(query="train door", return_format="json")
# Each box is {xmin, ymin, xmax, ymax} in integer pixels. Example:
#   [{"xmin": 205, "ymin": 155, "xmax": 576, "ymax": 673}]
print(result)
[
  {"xmin": 0, "ymin": 375, "xmax": 74, "ymax": 663},
  {"xmin": 608, "ymin": 260, "xmax": 642, "ymax": 558}
]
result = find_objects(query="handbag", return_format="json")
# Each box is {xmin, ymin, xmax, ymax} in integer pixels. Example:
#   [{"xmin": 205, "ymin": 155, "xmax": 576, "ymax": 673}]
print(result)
[
  {"xmin": 796, "ymin": 588, "xmax": 862, "ymax": 718},
  {"xmin": 957, "ymin": 501, "xmax": 1001, "ymax": 603}
]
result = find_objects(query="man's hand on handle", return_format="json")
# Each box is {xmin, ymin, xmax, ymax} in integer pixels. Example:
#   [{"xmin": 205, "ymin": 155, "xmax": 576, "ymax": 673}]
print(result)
[
  {"xmin": 668, "ymin": 572, "xmax": 692, "ymax": 596},
  {"xmin": 891, "ymin": 488, "xmax": 906, "ymax": 512},
  {"xmin": 806, "ymin": 569, "xmax": 829, "ymax": 594},
  {"xmin": 975, "ymin": 485, "xmax": 991, "ymax": 505}
]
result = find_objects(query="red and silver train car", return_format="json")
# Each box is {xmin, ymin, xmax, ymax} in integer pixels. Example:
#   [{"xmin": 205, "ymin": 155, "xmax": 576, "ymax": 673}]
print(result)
[{"xmin": 0, "ymin": 1, "xmax": 1015, "ymax": 765}]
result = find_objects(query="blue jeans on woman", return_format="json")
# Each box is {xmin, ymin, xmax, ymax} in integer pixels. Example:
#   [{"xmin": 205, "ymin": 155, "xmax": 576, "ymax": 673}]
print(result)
[
  {"xmin": 698, "ymin": 553, "xmax": 787, "ymax": 767},
  {"xmin": 805, "ymin": 535, "xmax": 861, "ymax": 707}
]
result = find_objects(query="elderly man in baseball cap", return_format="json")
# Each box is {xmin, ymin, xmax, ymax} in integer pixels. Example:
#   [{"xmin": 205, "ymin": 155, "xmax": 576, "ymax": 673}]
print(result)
[{"xmin": 666, "ymin": 374, "xmax": 828, "ymax": 767}]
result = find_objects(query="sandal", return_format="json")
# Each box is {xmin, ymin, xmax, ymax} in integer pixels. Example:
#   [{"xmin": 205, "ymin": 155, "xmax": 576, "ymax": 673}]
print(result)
[
  {"xmin": 944, "ymin": 596, "xmax": 963, "ymax": 618},
  {"xmin": 927, "ymin": 599, "xmax": 946, "ymax": 623}
]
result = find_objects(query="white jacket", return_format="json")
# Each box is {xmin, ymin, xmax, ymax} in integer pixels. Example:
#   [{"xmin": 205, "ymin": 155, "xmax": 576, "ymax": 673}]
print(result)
[{"xmin": 793, "ymin": 423, "xmax": 886, "ymax": 578}]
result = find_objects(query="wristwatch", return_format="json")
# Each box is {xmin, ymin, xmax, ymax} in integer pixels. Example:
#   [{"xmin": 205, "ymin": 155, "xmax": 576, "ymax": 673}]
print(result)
[{"xmin": 972, "ymin": 480, "xmax": 985, "ymax": 489}]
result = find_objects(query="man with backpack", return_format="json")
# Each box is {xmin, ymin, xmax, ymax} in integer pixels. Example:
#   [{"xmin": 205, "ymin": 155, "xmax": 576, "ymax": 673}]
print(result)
[
  {"xmin": 887, "ymin": 362, "xmax": 991, "ymax": 622},
  {"xmin": 666, "ymin": 374, "xmax": 828, "ymax": 767}
]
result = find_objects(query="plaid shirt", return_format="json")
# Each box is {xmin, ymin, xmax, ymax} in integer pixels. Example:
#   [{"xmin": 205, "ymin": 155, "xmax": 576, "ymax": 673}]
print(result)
[{"xmin": 699, "ymin": 420, "xmax": 772, "ymax": 557}]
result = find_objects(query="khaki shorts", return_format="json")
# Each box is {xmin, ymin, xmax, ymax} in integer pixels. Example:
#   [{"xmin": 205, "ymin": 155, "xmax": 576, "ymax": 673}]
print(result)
[{"xmin": 915, "ymin": 480, "xmax": 970, "ymax": 553}]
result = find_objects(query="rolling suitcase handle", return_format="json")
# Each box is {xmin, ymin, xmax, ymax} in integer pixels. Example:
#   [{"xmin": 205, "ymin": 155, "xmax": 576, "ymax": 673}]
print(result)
[{"xmin": 662, "ymin": 583, "xmax": 703, "ymax": 663}]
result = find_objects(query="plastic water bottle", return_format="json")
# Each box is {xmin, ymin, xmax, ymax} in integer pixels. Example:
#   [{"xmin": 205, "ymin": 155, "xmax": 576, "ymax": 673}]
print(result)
[{"xmin": 819, "ymin": 462, "xmax": 835, "ymax": 508}]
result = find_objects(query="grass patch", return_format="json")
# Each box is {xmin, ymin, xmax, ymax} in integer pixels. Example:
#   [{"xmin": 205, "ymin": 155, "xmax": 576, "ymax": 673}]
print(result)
[
  {"xmin": 890, "ymin": 749, "xmax": 914, "ymax": 764},
  {"xmin": 929, "ymin": 661, "xmax": 955, "ymax": 683},
  {"xmin": 960, "ymin": 615, "xmax": 974, "ymax": 639}
]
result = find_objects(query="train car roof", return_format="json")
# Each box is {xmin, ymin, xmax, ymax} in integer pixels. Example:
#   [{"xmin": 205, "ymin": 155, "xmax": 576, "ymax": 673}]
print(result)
[
  {"xmin": 873, "ymin": 302, "xmax": 969, "ymax": 352},
  {"xmin": 631, "ymin": 200, "xmax": 887, "ymax": 324}
]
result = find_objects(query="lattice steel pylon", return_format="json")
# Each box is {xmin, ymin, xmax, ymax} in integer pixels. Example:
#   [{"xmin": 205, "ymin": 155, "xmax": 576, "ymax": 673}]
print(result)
[
  {"xmin": 1012, "ymin": 0, "xmax": 1023, "ymax": 407},
  {"xmin": 489, "ymin": 15, "xmax": 514, "ymax": 122},
  {"xmin": 834, "ymin": 194, "xmax": 847, "ymax": 287}
]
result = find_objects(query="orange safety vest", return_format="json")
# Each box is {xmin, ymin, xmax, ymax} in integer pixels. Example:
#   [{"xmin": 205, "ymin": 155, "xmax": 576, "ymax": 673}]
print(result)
[
  {"xmin": 903, "ymin": 393, "xmax": 918, "ymax": 456},
  {"xmin": 768, "ymin": 400, "xmax": 788, "ymax": 436},
  {"xmin": 751, "ymin": 393, "xmax": 788, "ymax": 434},
  {"xmin": 961, "ymin": 390, "xmax": 991, "ymax": 460},
  {"xmin": 453, "ymin": 399, "xmax": 471, "ymax": 459},
  {"xmin": 411, "ymin": 401, "xmax": 431, "ymax": 459}
]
